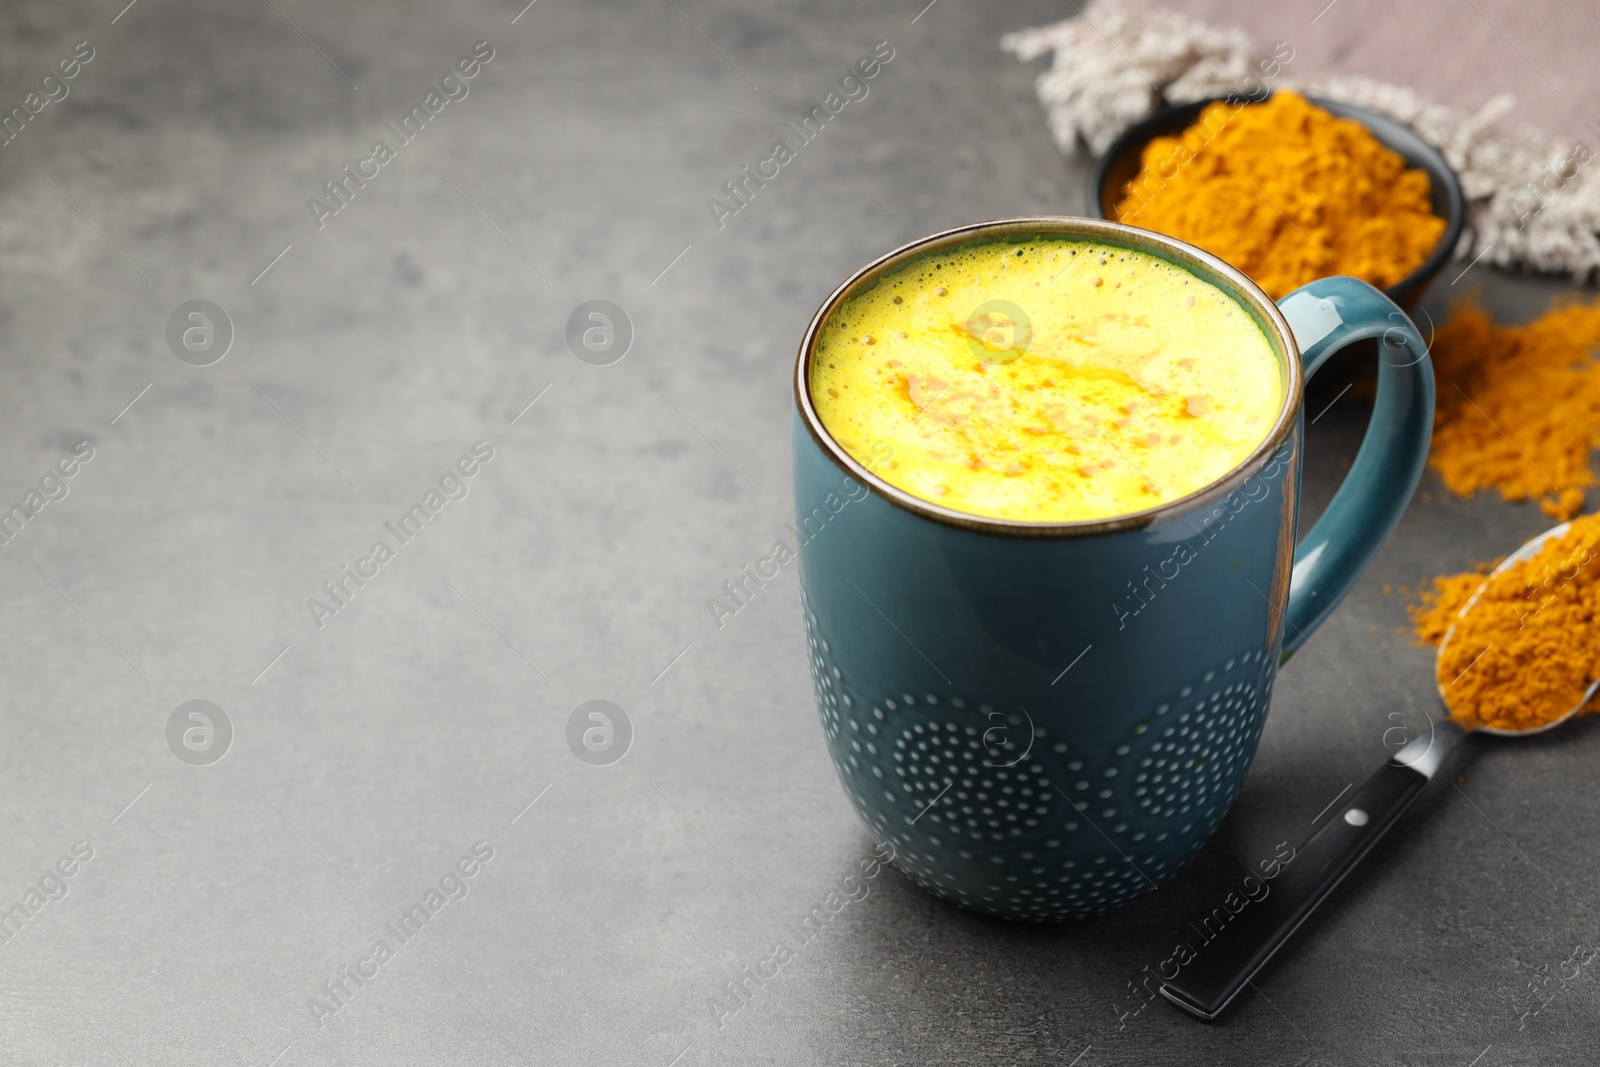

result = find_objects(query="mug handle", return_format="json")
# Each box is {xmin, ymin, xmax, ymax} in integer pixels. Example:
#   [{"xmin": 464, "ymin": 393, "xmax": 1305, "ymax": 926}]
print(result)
[{"xmin": 1275, "ymin": 277, "xmax": 1435, "ymax": 652}]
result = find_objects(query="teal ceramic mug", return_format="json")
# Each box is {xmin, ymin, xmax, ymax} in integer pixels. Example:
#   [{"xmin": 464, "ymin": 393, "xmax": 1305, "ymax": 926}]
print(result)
[{"xmin": 792, "ymin": 216, "xmax": 1433, "ymax": 921}]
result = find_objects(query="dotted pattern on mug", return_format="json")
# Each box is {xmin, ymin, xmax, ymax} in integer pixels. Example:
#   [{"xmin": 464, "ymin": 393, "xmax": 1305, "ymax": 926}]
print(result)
[{"xmin": 804, "ymin": 599, "xmax": 1274, "ymax": 921}]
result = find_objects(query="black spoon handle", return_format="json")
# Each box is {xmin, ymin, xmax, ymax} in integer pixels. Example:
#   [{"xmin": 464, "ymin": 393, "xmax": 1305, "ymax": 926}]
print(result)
[{"xmin": 1160, "ymin": 720, "xmax": 1468, "ymax": 1020}]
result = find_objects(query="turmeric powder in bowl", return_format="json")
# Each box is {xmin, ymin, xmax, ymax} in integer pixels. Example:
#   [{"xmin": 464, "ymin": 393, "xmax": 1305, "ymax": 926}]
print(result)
[
  {"xmin": 1113, "ymin": 92, "xmax": 1446, "ymax": 300},
  {"xmin": 1410, "ymin": 516, "xmax": 1600, "ymax": 731}
]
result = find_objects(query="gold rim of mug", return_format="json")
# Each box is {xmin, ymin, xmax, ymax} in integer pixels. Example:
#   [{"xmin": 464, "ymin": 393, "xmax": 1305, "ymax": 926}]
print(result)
[{"xmin": 794, "ymin": 215, "xmax": 1304, "ymax": 539}]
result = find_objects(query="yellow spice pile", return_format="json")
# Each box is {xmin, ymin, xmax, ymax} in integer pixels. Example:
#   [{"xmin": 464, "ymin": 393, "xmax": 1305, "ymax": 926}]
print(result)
[
  {"xmin": 1113, "ymin": 91, "xmax": 1445, "ymax": 300},
  {"xmin": 1429, "ymin": 298, "xmax": 1600, "ymax": 520},
  {"xmin": 1410, "ymin": 516, "xmax": 1600, "ymax": 730}
]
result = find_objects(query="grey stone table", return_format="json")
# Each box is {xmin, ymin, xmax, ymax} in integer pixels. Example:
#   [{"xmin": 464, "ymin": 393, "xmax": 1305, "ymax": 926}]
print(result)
[{"xmin": 0, "ymin": 0, "xmax": 1592, "ymax": 1063}]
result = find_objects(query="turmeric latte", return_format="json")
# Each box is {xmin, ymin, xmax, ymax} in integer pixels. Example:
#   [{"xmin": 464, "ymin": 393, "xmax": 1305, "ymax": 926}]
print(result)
[{"xmin": 809, "ymin": 237, "xmax": 1284, "ymax": 522}]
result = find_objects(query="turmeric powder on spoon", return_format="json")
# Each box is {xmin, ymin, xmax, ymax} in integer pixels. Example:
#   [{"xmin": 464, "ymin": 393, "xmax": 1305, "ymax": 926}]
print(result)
[{"xmin": 1411, "ymin": 515, "xmax": 1600, "ymax": 730}]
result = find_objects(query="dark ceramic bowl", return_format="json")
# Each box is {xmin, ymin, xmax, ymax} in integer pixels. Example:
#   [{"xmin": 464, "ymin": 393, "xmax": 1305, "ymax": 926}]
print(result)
[{"xmin": 1086, "ymin": 92, "xmax": 1466, "ymax": 310}]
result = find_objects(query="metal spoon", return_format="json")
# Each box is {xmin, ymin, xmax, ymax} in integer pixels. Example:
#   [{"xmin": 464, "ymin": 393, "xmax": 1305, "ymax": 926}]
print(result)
[{"xmin": 1159, "ymin": 522, "xmax": 1600, "ymax": 1020}]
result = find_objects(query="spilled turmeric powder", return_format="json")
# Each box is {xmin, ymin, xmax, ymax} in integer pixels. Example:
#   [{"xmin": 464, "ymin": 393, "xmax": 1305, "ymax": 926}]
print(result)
[
  {"xmin": 1410, "ymin": 516, "xmax": 1600, "ymax": 730},
  {"xmin": 1428, "ymin": 297, "xmax": 1600, "ymax": 521},
  {"xmin": 1113, "ymin": 91, "xmax": 1445, "ymax": 299}
]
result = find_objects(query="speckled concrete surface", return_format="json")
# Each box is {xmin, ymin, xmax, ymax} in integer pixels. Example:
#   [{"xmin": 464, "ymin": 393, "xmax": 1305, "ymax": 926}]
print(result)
[{"xmin": 0, "ymin": 1, "xmax": 1593, "ymax": 1064}]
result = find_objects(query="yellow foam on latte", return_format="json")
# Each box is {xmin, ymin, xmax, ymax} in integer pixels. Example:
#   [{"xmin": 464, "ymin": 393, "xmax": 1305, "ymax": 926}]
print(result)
[{"xmin": 809, "ymin": 237, "xmax": 1285, "ymax": 522}]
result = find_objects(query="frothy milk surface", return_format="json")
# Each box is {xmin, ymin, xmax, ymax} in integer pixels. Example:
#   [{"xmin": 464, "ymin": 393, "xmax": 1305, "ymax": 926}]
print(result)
[{"xmin": 809, "ymin": 237, "xmax": 1285, "ymax": 522}]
